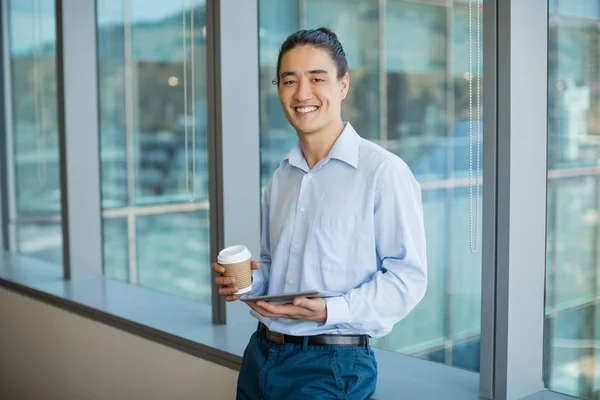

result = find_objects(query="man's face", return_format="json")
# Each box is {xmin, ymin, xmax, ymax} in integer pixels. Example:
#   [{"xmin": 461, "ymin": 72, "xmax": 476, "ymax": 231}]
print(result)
[{"xmin": 278, "ymin": 45, "xmax": 349, "ymax": 136}]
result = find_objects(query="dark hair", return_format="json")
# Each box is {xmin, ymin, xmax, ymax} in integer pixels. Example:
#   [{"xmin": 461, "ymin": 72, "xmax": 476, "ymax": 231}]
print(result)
[{"xmin": 274, "ymin": 27, "xmax": 348, "ymax": 85}]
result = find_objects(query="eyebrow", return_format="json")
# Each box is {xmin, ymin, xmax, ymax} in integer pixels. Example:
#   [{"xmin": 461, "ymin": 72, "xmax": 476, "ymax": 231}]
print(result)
[{"xmin": 280, "ymin": 69, "xmax": 329, "ymax": 78}]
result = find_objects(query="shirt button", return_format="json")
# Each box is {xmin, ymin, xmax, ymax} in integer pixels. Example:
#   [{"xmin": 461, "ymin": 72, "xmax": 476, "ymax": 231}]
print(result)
[
  {"xmin": 293, "ymin": 244, "xmax": 298, "ymax": 249},
  {"xmin": 305, "ymin": 174, "xmax": 312, "ymax": 180},
  {"xmin": 287, "ymin": 279, "xmax": 294, "ymax": 285},
  {"xmin": 299, "ymin": 208, "xmax": 305, "ymax": 213}
]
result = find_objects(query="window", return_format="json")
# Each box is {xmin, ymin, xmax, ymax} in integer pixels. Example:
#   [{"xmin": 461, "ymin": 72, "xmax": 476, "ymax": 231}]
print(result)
[
  {"xmin": 96, "ymin": 0, "xmax": 211, "ymax": 302},
  {"xmin": 1, "ymin": 1, "xmax": 576, "ymax": 399},
  {"xmin": 5, "ymin": 0, "xmax": 62, "ymax": 265},
  {"xmin": 545, "ymin": 1, "xmax": 600, "ymax": 398},
  {"xmin": 258, "ymin": 0, "xmax": 483, "ymax": 371}
]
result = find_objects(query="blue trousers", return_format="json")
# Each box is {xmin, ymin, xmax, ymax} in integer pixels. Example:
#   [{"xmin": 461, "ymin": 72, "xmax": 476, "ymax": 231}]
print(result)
[{"xmin": 236, "ymin": 330, "xmax": 378, "ymax": 400}]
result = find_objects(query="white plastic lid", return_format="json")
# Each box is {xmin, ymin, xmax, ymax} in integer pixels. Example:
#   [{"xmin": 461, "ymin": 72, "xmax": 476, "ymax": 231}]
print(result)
[{"xmin": 217, "ymin": 245, "xmax": 251, "ymax": 264}]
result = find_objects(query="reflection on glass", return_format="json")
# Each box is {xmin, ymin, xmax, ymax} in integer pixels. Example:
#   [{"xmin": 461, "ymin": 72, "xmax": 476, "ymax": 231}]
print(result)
[
  {"xmin": 16, "ymin": 221, "xmax": 62, "ymax": 265},
  {"xmin": 136, "ymin": 212, "xmax": 210, "ymax": 302},
  {"xmin": 97, "ymin": 0, "xmax": 208, "ymax": 207},
  {"xmin": 258, "ymin": 0, "xmax": 483, "ymax": 371},
  {"xmin": 554, "ymin": 0, "xmax": 599, "ymax": 19},
  {"xmin": 545, "ymin": 3, "xmax": 600, "ymax": 399},
  {"xmin": 450, "ymin": 187, "xmax": 481, "ymax": 339},
  {"xmin": 373, "ymin": 189, "xmax": 446, "ymax": 355},
  {"xmin": 97, "ymin": 0, "xmax": 211, "ymax": 303},
  {"xmin": 386, "ymin": 1, "xmax": 448, "ymax": 181},
  {"xmin": 8, "ymin": 0, "xmax": 62, "ymax": 264},
  {"xmin": 306, "ymin": 0, "xmax": 380, "ymax": 141},
  {"xmin": 548, "ymin": 21, "xmax": 600, "ymax": 170}
]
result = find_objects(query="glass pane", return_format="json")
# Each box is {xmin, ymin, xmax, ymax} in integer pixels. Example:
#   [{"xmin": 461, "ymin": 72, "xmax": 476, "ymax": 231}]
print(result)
[
  {"xmin": 452, "ymin": 337, "xmax": 481, "ymax": 371},
  {"xmin": 103, "ymin": 217, "xmax": 128, "ymax": 282},
  {"xmin": 8, "ymin": 0, "xmax": 62, "ymax": 264},
  {"xmin": 305, "ymin": 0, "xmax": 381, "ymax": 141},
  {"xmin": 16, "ymin": 220, "xmax": 62, "ymax": 265},
  {"xmin": 97, "ymin": 0, "xmax": 208, "ymax": 207},
  {"xmin": 450, "ymin": 187, "xmax": 481, "ymax": 339},
  {"xmin": 258, "ymin": 0, "xmax": 483, "ymax": 372},
  {"xmin": 545, "ymin": 306, "xmax": 597, "ymax": 398},
  {"xmin": 97, "ymin": 0, "xmax": 211, "ymax": 303},
  {"xmin": 555, "ymin": 0, "xmax": 599, "ymax": 19},
  {"xmin": 548, "ymin": 21, "xmax": 600, "ymax": 170},
  {"xmin": 419, "ymin": 346, "xmax": 446, "ymax": 364},
  {"xmin": 548, "ymin": 177, "xmax": 596, "ymax": 310},
  {"xmin": 258, "ymin": 0, "xmax": 300, "ymax": 192},
  {"xmin": 372, "ymin": 189, "xmax": 446, "ymax": 353},
  {"xmin": 386, "ymin": 1, "xmax": 448, "ymax": 182},
  {"xmin": 136, "ymin": 211, "xmax": 210, "ymax": 302},
  {"xmin": 545, "ymin": 4, "xmax": 600, "ymax": 398}
]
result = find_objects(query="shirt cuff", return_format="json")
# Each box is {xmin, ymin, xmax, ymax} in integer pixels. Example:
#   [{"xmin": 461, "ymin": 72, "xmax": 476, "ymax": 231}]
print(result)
[
  {"xmin": 323, "ymin": 296, "xmax": 351, "ymax": 326},
  {"xmin": 248, "ymin": 269, "xmax": 267, "ymax": 297}
]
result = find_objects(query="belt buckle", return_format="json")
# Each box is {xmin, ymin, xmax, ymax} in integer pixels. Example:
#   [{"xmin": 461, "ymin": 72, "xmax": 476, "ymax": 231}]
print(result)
[{"xmin": 266, "ymin": 329, "xmax": 285, "ymax": 344}]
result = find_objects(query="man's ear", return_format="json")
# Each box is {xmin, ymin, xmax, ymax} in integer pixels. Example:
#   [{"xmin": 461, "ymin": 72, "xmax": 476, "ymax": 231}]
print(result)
[{"xmin": 340, "ymin": 72, "xmax": 350, "ymax": 100}]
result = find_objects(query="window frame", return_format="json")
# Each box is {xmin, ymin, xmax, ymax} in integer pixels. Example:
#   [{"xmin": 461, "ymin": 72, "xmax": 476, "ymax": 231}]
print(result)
[
  {"xmin": 55, "ymin": 0, "xmax": 103, "ymax": 280},
  {"xmin": 0, "ymin": 0, "xmax": 8, "ymax": 251},
  {"xmin": 490, "ymin": 0, "xmax": 549, "ymax": 398},
  {"xmin": 0, "ymin": 0, "xmax": 16, "ymax": 253}
]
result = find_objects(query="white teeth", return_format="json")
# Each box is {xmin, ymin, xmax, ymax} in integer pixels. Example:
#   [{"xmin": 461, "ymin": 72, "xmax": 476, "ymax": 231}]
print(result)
[{"xmin": 296, "ymin": 106, "xmax": 317, "ymax": 114}]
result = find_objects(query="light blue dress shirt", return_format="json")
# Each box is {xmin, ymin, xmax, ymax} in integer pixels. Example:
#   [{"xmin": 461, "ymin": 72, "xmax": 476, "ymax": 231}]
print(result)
[{"xmin": 250, "ymin": 123, "xmax": 427, "ymax": 338}]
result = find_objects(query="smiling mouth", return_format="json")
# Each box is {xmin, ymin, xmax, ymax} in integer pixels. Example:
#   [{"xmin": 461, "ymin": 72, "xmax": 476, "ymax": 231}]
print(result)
[{"xmin": 294, "ymin": 106, "xmax": 319, "ymax": 115}]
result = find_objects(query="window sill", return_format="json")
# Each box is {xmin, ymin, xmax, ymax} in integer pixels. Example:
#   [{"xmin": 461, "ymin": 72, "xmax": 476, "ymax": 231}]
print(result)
[
  {"xmin": 0, "ymin": 251, "xmax": 568, "ymax": 400},
  {"xmin": 520, "ymin": 390, "xmax": 581, "ymax": 400}
]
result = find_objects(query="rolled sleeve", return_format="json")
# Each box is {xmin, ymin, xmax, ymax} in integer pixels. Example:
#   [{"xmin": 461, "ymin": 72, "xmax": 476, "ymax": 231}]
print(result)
[{"xmin": 249, "ymin": 268, "xmax": 268, "ymax": 297}]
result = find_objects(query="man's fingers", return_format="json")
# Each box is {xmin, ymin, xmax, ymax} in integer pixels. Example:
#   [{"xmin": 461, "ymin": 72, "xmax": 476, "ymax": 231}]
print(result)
[
  {"xmin": 215, "ymin": 276, "xmax": 235, "ymax": 286},
  {"xmin": 219, "ymin": 286, "xmax": 239, "ymax": 296},
  {"xmin": 247, "ymin": 302, "xmax": 262, "ymax": 313},
  {"xmin": 243, "ymin": 297, "xmax": 325, "ymax": 322},
  {"xmin": 255, "ymin": 301, "xmax": 277, "ymax": 313},
  {"xmin": 211, "ymin": 262, "xmax": 225, "ymax": 274},
  {"xmin": 292, "ymin": 297, "xmax": 317, "ymax": 310},
  {"xmin": 257, "ymin": 301, "xmax": 305, "ymax": 317},
  {"xmin": 248, "ymin": 299, "xmax": 321, "ymax": 320},
  {"xmin": 250, "ymin": 261, "xmax": 260, "ymax": 270},
  {"xmin": 212, "ymin": 261, "xmax": 244, "ymax": 302},
  {"xmin": 247, "ymin": 302, "xmax": 276, "ymax": 318},
  {"xmin": 292, "ymin": 297, "xmax": 305, "ymax": 307}
]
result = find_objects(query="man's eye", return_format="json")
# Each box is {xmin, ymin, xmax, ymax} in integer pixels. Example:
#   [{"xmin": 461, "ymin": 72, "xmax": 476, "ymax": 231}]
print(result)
[
  {"xmin": 283, "ymin": 80, "xmax": 296, "ymax": 85},
  {"xmin": 312, "ymin": 78, "xmax": 324, "ymax": 83}
]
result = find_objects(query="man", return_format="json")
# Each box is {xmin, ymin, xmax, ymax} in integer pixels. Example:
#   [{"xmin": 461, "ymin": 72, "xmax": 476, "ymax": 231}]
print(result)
[{"xmin": 212, "ymin": 27, "xmax": 427, "ymax": 400}]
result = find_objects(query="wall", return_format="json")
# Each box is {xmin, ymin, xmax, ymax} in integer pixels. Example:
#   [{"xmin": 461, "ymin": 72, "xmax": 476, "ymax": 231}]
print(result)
[{"xmin": 0, "ymin": 288, "xmax": 238, "ymax": 400}]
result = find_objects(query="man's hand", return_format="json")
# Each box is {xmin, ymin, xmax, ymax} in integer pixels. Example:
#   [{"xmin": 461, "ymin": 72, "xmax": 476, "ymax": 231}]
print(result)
[
  {"xmin": 247, "ymin": 297, "xmax": 327, "ymax": 323},
  {"xmin": 212, "ymin": 260, "xmax": 260, "ymax": 301}
]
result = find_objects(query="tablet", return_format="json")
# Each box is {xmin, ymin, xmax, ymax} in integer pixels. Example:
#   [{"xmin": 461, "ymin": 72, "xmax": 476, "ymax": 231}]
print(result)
[{"xmin": 239, "ymin": 290, "xmax": 344, "ymax": 305}]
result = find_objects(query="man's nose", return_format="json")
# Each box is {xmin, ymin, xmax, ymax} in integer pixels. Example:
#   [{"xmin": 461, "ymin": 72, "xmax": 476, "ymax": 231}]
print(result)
[{"xmin": 293, "ymin": 79, "xmax": 313, "ymax": 102}]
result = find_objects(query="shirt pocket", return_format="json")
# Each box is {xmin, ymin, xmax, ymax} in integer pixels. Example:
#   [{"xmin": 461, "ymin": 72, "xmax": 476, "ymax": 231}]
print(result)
[{"xmin": 310, "ymin": 212, "xmax": 357, "ymax": 292}]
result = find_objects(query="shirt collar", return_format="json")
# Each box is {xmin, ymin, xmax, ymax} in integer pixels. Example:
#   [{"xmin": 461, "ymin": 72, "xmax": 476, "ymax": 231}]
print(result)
[
  {"xmin": 280, "ymin": 122, "xmax": 361, "ymax": 171},
  {"xmin": 328, "ymin": 122, "xmax": 360, "ymax": 168},
  {"xmin": 281, "ymin": 142, "xmax": 308, "ymax": 172}
]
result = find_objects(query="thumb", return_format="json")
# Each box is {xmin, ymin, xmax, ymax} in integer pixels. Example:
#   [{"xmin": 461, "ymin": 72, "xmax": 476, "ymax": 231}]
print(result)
[
  {"xmin": 250, "ymin": 261, "xmax": 260, "ymax": 270},
  {"xmin": 293, "ymin": 297, "xmax": 316, "ymax": 310}
]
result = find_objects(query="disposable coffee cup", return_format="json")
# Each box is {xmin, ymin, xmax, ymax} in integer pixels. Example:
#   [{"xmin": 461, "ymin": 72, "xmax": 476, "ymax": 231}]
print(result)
[{"xmin": 217, "ymin": 245, "xmax": 252, "ymax": 294}]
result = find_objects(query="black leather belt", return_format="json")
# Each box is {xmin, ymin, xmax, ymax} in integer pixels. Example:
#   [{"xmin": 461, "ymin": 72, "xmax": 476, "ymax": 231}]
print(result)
[{"xmin": 258, "ymin": 323, "xmax": 368, "ymax": 346}]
